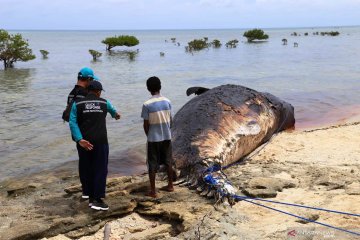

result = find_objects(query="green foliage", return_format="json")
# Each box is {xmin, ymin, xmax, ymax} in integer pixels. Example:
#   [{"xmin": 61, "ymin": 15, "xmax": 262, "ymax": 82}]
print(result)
[
  {"xmin": 40, "ymin": 50, "xmax": 49, "ymax": 58},
  {"xmin": 211, "ymin": 39, "xmax": 222, "ymax": 48},
  {"xmin": 225, "ymin": 39, "xmax": 239, "ymax": 48},
  {"xmin": 0, "ymin": 29, "xmax": 36, "ymax": 69},
  {"xmin": 102, "ymin": 35, "xmax": 139, "ymax": 51},
  {"xmin": 0, "ymin": 30, "xmax": 9, "ymax": 54},
  {"xmin": 330, "ymin": 31, "xmax": 340, "ymax": 36},
  {"xmin": 320, "ymin": 31, "xmax": 340, "ymax": 36},
  {"xmin": 89, "ymin": 49, "xmax": 102, "ymax": 61},
  {"xmin": 186, "ymin": 39, "xmax": 209, "ymax": 52},
  {"xmin": 243, "ymin": 29, "xmax": 269, "ymax": 42}
]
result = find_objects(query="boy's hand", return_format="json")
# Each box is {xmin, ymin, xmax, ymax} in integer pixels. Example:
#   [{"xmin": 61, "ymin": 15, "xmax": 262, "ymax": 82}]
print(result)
[
  {"xmin": 79, "ymin": 139, "xmax": 93, "ymax": 151},
  {"xmin": 115, "ymin": 112, "xmax": 121, "ymax": 120},
  {"xmin": 143, "ymin": 120, "xmax": 149, "ymax": 136}
]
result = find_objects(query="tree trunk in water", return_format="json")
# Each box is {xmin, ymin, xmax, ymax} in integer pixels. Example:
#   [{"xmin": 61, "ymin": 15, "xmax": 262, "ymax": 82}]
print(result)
[{"xmin": 4, "ymin": 60, "xmax": 9, "ymax": 69}]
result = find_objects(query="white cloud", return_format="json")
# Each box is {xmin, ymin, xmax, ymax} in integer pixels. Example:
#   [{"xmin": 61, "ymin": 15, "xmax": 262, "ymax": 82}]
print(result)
[{"xmin": 199, "ymin": 0, "xmax": 236, "ymax": 7}]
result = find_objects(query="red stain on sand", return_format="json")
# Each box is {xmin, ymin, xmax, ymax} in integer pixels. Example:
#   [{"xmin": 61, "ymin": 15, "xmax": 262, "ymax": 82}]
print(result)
[{"xmin": 296, "ymin": 105, "xmax": 360, "ymax": 130}]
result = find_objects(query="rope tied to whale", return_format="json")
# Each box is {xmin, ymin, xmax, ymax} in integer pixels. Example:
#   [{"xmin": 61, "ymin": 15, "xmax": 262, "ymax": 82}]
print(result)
[
  {"xmin": 202, "ymin": 166, "xmax": 360, "ymax": 237},
  {"xmin": 200, "ymin": 108, "xmax": 360, "ymax": 237}
]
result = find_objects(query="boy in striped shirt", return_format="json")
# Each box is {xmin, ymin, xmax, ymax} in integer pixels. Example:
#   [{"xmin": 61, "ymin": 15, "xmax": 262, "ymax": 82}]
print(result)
[{"xmin": 141, "ymin": 76, "xmax": 174, "ymax": 198}]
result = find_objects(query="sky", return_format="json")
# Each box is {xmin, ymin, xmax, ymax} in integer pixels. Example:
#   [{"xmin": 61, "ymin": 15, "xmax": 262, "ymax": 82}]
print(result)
[{"xmin": 1, "ymin": 0, "xmax": 360, "ymax": 30}]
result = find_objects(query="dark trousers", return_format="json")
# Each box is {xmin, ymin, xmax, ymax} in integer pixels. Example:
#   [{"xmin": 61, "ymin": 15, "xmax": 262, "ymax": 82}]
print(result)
[
  {"xmin": 76, "ymin": 143, "xmax": 109, "ymax": 199},
  {"xmin": 147, "ymin": 140, "xmax": 172, "ymax": 173}
]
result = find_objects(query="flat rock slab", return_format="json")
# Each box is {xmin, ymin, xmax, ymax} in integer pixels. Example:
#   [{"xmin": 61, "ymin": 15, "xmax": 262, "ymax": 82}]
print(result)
[
  {"xmin": 241, "ymin": 177, "xmax": 296, "ymax": 198},
  {"xmin": 345, "ymin": 182, "xmax": 360, "ymax": 195},
  {"xmin": 5, "ymin": 181, "xmax": 41, "ymax": 197},
  {"xmin": 247, "ymin": 177, "xmax": 296, "ymax": 191},
  {"xmin": 0, "ymin": 173, "xmax": 145, "ymax": 240},
  {"xmin": 0, "ymin": 170, "xmax": 214, "ymax": 240},
  {"xmin": 315, "ymin": 175, "xmax": 346, "ymax": 190},
  {"xmin": 125, "ymin": 224, "xmax": 172, "ymax": 240}
]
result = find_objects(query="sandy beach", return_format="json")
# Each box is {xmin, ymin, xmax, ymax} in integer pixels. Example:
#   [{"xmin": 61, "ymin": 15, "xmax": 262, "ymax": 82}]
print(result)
[{"xmin": 0, "ymin": 121, "xmax": 359, "ymax": 240}]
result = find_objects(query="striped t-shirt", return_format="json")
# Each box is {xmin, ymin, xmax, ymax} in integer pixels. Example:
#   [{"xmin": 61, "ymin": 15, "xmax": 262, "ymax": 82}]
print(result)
[{"xmin": 141, "ymin": 95, "xmax": 172, "ymax": 142}]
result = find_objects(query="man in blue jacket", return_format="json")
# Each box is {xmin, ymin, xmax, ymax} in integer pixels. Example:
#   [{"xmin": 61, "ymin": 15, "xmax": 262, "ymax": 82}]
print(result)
[
  {"xmin": 69, "ymin": 81, "xmax": 120, "ymax": 211},
  {"xmin": 63, "ymin": 67, "xmax": 99, "ymax": 122}
]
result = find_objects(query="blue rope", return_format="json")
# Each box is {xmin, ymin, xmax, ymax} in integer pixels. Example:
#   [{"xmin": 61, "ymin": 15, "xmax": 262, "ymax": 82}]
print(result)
[
  {"xmin": 240, "ymin": 198, "xmax": 360, "ymax": 237},
  {"xmin": 234, "ymin": 195, "xmax": 360, "ymax": 218},
  {"xmin": 204, "ymin": 165, "xmax": 222, "ymax": 173},
  {"xmin": 202, "ymin": 174, "xmax": 360, "ymax": 237},
  {"xmin": 204, "ymin": 174, "xmax": 360, "ymax": 218},
  {"xmin": 203, "ymin": 175, "xmax": 219, "ymax": 186}
]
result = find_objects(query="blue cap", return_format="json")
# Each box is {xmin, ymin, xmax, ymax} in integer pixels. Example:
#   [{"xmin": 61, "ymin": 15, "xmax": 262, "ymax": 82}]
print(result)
[
  {"xmin": 88, "ymin": 81, "xmax": 104, "ymax": 91},
  {"xmin": 78, "ymin": 67, "xmax": 99, "ymax": 80}
]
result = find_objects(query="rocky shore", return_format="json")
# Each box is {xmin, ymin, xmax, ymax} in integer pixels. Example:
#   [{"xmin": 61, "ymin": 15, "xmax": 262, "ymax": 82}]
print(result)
[{"xmin": 1, "ymin": 122, "xmax": 359, "ymax": 240}]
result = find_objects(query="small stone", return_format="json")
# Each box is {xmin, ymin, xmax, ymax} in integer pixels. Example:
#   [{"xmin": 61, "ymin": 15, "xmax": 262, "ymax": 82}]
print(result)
[
  {"xmin": 138, "ymin": 201, "xmax": 156, "ymax": 208},
  {"xmin": 242, "ymin": 188, "xmax": 277, "ymax": 198},
  {"xmin": 128, "ymin": 227, "xmax": 145, "ymax": 233},
  {"xmin": 295, "ymin": 213, "xmax": 319, "ymax": 224},
  {"xmin": 63, "ymin": 185, "xmax": 82, "ymax": 194}
]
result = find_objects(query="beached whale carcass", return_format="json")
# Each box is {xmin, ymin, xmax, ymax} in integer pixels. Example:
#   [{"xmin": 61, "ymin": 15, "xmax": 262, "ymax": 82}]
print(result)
[{"xmin": 172, "ymin": 84, "xmax": 295, "ymax": 204}]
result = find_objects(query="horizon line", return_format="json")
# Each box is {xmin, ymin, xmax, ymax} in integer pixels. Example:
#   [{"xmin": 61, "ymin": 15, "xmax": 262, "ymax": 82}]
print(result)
[{"xmin": 6, "ymin": 24, "xmax": 360, "ymax": 32}]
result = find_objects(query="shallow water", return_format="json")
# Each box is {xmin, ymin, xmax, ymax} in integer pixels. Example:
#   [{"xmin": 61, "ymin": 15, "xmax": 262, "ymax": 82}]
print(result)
[{"xmin": 1, "ymin": 27, "xmax": 360, "ymax": 181}]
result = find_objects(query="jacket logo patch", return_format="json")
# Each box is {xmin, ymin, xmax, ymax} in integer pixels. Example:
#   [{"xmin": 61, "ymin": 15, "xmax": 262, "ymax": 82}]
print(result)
[{"xmin": 85, "ymin": 103, "xmax": 101, "ymax": 110}]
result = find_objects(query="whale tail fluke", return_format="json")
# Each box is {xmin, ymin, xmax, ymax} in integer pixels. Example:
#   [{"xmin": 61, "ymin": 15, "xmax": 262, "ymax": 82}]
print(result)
[{"xmin": 186, "ymin": 87, "xmax": 210, "ymax": 96}]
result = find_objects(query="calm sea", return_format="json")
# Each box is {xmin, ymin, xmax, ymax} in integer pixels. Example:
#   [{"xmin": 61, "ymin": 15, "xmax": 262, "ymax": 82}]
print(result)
[{"xmin": 1, "ymin": 27, "xmax": 360, "ymax": 181}]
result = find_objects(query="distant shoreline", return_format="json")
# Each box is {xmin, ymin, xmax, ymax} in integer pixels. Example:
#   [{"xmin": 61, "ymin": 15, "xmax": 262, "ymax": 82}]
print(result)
[{"xmin": 7, "ymin": 25, "xmax": 360, "ymax": 32}]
